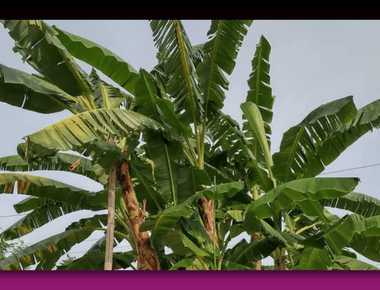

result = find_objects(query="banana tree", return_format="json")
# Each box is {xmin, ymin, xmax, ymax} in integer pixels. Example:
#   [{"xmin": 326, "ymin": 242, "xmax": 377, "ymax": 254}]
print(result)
[
  {"xmin": 0, "ymin": 19, "xmax": 165, "ymax": 270},
  {"xmin": 2, "ymin": 19, "xmax": 380, "ymax": 271}
]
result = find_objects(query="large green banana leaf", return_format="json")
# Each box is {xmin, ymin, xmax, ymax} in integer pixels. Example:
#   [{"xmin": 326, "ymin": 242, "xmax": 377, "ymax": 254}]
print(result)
[
  {"xmin": 0, "ymin": 153, "xmax": 100, "ymax": 182},
  {"xmin": 150, "ymin": 20, "xmax": 203, "ymax": 125},
  {"xmin": 293, "ymin": 246, "xmax": 332, "ymax": 270},
  {"xmin": 140, "ymin": 200, "xmax": 194, "ymax": 252},
  {"xmin": 0, "ymin": 64, "xmax": 81, "ymax": 114},
  {"xmin": 23, "ymin": 108, "xmax": 176, "ymax": 156},
  {"xmin": 241, "ymin": 101, "xmax": 274, "ymax": 183},
  {"xmin": 1, "ymin": 20, "xmax": 93, "ymax": 97},
  {"xmin": 244, "ymin": 177, "xmax": 359, "ymax": 221},
  {"xmin": 301, "ymin": 98, "xmax": 380, "ymax": 178},
  {"xmin": 53, "ymin": 25, "xmax": 138, "ymax": 96},
  {"xmin": 197, "ymin": 20, "xmax": 253, "ymax": 111},
  {"xmin": 206, "ymin": 109, "xmax": 273, "ymax": 192},
  {"xmin": 320, "ymin": 191, "xmax": 380, "ymax": 218},
  {"xmin": 0, "ymin": 173, "xmax": 108, "ymax": 208},
  {"xmin": 0, "ymin": 214, "xmax": 107, "ymax": 270},
  {"xmin": 144, "ymin": 132, "xmax": 182, "ymax": 205},
  {"xmin": 347, "ymin": 215, "xmax": 380, "ymax": 262},
  {"xmin": 243, "ymin": 35, "xmax": 275, "ymax": 166},
  {"xmin": 0, "ymin": 199, "xmax": 84, "ymax": 240},
  {"xmin": 272, "ymin": 96, "xmax": 357, "ymax": 182}
]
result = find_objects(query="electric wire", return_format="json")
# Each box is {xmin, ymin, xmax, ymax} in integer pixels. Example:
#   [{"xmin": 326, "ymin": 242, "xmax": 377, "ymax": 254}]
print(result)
[{"xmin": 0, "ymin": 161, "xmax": 380, "ymax": 220}]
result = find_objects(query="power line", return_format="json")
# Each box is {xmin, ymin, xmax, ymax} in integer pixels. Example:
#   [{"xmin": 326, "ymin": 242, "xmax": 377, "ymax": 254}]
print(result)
[
  {"xmin": 320, "ymin": 162, "xmax": 380, "ymax": 175},
  {"xmin": 1, "ymin": 161, "xmax": 380, "ymax": 221},
  {"xmin": 0, "ymin": 213, "xmax": 28, "ymax": 219}
]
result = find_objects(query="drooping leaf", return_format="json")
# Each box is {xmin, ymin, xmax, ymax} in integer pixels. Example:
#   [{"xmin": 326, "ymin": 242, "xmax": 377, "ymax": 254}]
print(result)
[
  {"xmin": 245, "ymin": 177, "xmax": 359, "ymax": 221},
  {"xmin": 177, "ymin": 166, "xmax": 211, "ymax": 204},
  {"xmin": 1, "ymin": 20, "xmax": 93, "ymax": 97},
  {"xmin": 302, "ymin": 98, "xmax": 380, "ymax": 178},
  {"xmin": 24, "ymin": 108, "xmax": 176, "ymax": 155},
  {"xmin": 0, "ymin": 199, "xmax": 82, "ymax": 240},
  {"xmin": 0, "ymin": 173, "xmax": 102, "ymax": 207},
  {"xmin": 320, "ymin": 191, "xmax": 380, "ymax": 218},
  {"xmin": 272, "ymin": 96, "xmax": 357, "ymax": 182},
  {"xmin": 0, "ymin": 226, "xmax": 99, "ymax": 270},
  {"xmin": 53, "ymin": 25, "xmax": 139, "ymax": 96},
  {"xmin": 162, "ymin": 230, "xmax": 210, "ymax": 258},
  {"xmin": 0, "ymin": 64, "xmax": 81, "ymax": 114},
  {"xmin": 144, "ymin": 132, "xmax": 182, "ymax": 204},
  {"xmin": 0, "ymin": 153, "xmax": 99, "ymax": 182}
]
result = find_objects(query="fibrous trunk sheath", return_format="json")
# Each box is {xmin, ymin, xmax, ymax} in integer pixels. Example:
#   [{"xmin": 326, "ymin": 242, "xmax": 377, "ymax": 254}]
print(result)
[
  {"xmin": 251, "ymin": 233, "xmax": 261, "ymax": 270},
  {"xmin": 115, "ymin": 160, "xmax": 161, "ymax": 270},
  {"xmin": 199, "ymin": 197, "xmax": 219, "ymax": 248}
]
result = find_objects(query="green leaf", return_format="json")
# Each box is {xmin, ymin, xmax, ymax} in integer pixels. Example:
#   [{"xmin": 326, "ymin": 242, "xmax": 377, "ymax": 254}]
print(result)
[
  {"xmin": 0, "ymin": 173, "xmax": 107, "ymax": 210},
  {"xmin": 332, "ymin": 255, "xmax": 379, "ymax": 270},
  {"xmin": 57, "ymin": 251, "xmax": 136, "ymax": 270},
  {"xmin": 0, "ymin": 226, "xmax": 98, "ymax": 270},
  {"xmin": 0, "ymin": 64, "xmax": 80, "ymax": 114},
  {"xmin": 90, "ymin": 69, "xmax": 128, "ymax": 109},
  {"xmin": 2, "ymin": 20, "xmax": 93, "ymax": 97},
  {"xmin": 272, "ymin": 96, "xmax": 357, "ymax": 182},
  {"xmin": 197, "ymin": 20, "xmax": 253, "ymax": 110},
  {"xmin": 140, "ymin": 202, "xmax": 194, "ymax": 252},
  {"xmin": 53, "ymin": 25, "xmax": 138, "ymax": 95},
  {"xmin": 246, "ymin": 177, "xmax": 359, "ymax": 221},
  {"xmin": 201, "ymin": 181, "xmax": 244, "ymax": 201},
  {"xmin": 227, "ymin": 237, "xmax": 281, "ymax": 265},
  {"xmin": 351, "ymin": 214, "xmax": 380, "ymax": 237},
  {"xmin": 303, "ymin": 98, "xmax": 380, "ymax": 178},
  {"xmin": 293, "ymin": 246, "xmax": 331, "ymax": 270},
  {"xmin": 243, "ymin": 35, "xmax": 275, "ymax": 165},
  {"xmin": 177, "ymin": 166, "xmax": 211, "ymax": 204},
  {"xmin": 0, "ymin": 199, "xmax": 82, "ymax": 240},
  {"xmin": 320, "ymin": 191, "xmax": 380, "ymax": 218},
  {"xmin": 25, "ymin": 108, "xmax": 176, "ymax": 154},
  {"xmin": 323, "ymin": 215, "xmax": 355, "ymax": 255},
  {"xmin": 144, "ymin": 131, "xmax": 181, "ymax": 204},
  {"xmin": 241, "ymin": 101, "xmax": 274, "ymax": 181},
  {"xmin": 150, "ymin": 20, "xmax": 203, "ymax": 125},
  {"xmin": 0, "ymin": 153, "xmax": 99, "ymax": 182},
  {"xmin": 350, "ymin": 234, "xmax": 380, "ymax": 262},
  {"xmin": 206, "ymin": 110, "xmax": 273, "ymax": 192},
  {"xmin": 169, "ymin": 257, "xmax": 196, "ymax": 270}
]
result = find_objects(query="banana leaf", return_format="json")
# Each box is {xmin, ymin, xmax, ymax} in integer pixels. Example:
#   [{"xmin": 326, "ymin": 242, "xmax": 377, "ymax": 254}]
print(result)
[
  {"xmin": 53, "ymin": 25, "xmax": 138, "ymax": 96},
  {"xmin": 272, "ymin": 96, "xmax": 357, "ymax": 182}
]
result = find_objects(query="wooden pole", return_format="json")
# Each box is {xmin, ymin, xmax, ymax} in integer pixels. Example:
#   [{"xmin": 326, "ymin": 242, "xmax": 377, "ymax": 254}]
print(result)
[{"xmin": 104, "ymin": 164, "xmax": 116, "ymax": 270}]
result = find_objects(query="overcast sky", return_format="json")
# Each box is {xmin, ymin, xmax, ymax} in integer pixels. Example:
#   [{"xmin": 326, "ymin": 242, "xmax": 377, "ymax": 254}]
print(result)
[{"xmin": 1, "ymin": 19, "xmax": 380, "ymax": 267}]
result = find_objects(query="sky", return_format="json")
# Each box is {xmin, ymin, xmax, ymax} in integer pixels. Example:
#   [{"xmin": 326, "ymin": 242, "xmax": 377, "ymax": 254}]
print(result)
[{"xmin": 1, "ymin": 19, "xmax": 380, "ymax": 268}]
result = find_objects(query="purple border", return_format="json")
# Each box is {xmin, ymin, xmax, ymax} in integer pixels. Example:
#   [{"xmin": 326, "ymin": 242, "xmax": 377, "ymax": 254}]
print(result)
[{"xmin": 2, "ymin": 271, "xmax": 379, "ymax": 290}]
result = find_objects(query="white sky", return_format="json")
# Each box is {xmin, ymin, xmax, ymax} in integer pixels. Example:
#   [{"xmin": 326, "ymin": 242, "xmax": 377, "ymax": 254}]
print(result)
[{"xmin": 1, "ymin": 19, "xmax": 380, "ymax": 268}]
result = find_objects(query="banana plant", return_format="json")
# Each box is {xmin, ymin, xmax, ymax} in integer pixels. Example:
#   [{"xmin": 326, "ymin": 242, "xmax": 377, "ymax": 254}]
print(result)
[{"xmin": 2, "ymin": 19, "xmax": 380, "ymax": 271}]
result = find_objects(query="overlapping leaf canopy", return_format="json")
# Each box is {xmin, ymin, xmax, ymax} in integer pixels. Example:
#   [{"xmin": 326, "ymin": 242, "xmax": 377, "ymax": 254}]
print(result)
[{"xmin": 1, "ymin": 19, "xmax": 380, "ymax": 271}]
